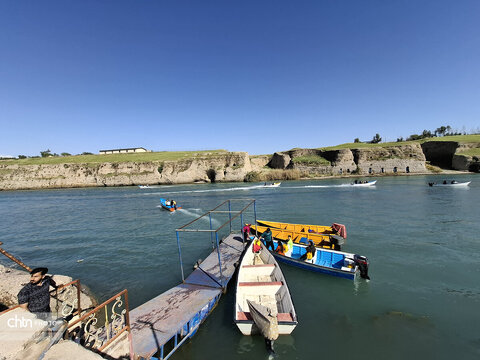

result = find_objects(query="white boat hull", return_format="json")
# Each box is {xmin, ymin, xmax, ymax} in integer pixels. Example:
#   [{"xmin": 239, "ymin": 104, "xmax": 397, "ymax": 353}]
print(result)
[
  {"xmin": 351, "ymin": 180, "xmax": 377, "ymax": 187},
  {"xmin": 236, "ymin": 321, "xmax": 296, "ymax": 336},
  {"xmin": 430, "ymin": 181, "xmax": 471, "ymax": 187},
  {"xmin": 234, "ymin": 241, "xmax": 298, "ymax": 336}
]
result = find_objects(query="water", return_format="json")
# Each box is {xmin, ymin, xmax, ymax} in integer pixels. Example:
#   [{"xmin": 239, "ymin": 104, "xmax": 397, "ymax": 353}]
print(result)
[{"xmin": 1, "ymin": 175, "xmax": 479, "ymax": 359}]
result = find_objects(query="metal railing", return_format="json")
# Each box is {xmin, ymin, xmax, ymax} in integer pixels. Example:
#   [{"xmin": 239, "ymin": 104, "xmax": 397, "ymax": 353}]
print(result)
[
  {"xmin": 65, "ymin": 289, "xmax": 131, "ymax": 354},
  {"xmin": 175, "ymin": 199, "xmax": 257, "ymax": 286}
]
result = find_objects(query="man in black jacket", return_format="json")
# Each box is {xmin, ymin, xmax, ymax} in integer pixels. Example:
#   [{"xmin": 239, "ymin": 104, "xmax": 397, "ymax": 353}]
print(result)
[{"xmin": 17, "ymin": 267, "xmax": 57, "ymax": 315}]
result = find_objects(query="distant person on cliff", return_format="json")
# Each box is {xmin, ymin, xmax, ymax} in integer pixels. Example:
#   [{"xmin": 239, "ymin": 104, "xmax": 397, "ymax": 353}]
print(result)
[
  {"xmin": 17, "ymin": 267, "xmax": 57, "ymax": 316},
  {"xmin": 242, "ymin": 223, "xmax": 251, "ymax": 242},
  {"xmin": 260, "ymin": 228, "xmax": 275, "ymax": 251}
]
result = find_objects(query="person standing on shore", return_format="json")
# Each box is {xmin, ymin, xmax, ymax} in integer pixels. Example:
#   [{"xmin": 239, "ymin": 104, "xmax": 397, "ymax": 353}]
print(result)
[
  {"xmin": 260, "ymin": 228, "xmax": 275, "ymax": 251},
  {"xmin": 17, "ymin": 267, "xmax": 57, "ymax": 316}
]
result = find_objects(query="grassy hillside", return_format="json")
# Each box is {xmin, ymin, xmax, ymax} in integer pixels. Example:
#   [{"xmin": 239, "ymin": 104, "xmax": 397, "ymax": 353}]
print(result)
[
  {"xmin": 0, "ymin": 150, "xmax": 229, "ymax": 165},
  {"xmin": 319, "ymin": 135, "xmax": 480, "ymax": 151}
]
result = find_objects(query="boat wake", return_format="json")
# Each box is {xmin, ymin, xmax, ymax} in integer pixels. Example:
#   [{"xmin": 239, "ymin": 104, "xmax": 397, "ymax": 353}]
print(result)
[
  {"xmin": 176, "ymin": 208, "xmax": 221, "ymax": 226},
  {"xmin": 155, "ymin": 184, "xmax": 277, "ymax": 195}
]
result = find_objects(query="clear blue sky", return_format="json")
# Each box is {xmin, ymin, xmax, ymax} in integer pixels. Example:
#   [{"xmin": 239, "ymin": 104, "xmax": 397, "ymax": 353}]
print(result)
[{"xmin": 1, "ymin": 0, "xmax": 479, "ymax": 157}]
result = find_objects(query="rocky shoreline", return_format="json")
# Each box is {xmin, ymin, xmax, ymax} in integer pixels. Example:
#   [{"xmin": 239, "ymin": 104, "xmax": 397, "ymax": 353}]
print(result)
[{"xmin": 0, "ymin": 141, "xmax": 478, "ymax": 191}]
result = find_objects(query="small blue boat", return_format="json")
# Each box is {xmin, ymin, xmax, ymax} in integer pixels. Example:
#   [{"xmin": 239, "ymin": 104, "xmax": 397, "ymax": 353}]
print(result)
[
  {"xmin": 160, "ymin": 198, "xmax": 181, "ymax": 212},
  {"xmin": 266, "ymin": 239, "xmax": 370, "ymax": 280}
]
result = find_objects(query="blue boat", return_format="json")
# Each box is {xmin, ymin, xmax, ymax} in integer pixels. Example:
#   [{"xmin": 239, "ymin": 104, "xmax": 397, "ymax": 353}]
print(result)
[
  {"xmin": 160, "ymin": 198, "xmax": 181, "ymax": 212},
  {"xmin": 265, "ymin": 239, "xmax": 370, "ymax": 280}
]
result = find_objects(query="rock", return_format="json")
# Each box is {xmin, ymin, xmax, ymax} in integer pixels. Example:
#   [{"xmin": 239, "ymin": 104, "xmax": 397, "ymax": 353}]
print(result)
[
  {"xmin": 268, "ymin": 152, "xmax": 291, "ymax": 169},
  {"xmin": 42, "ymin": 340, "xmax": 104, "ymax": 360},
  {"xmin": 0, "ymin": 308, "xmax": 48, "ymax": 360}
]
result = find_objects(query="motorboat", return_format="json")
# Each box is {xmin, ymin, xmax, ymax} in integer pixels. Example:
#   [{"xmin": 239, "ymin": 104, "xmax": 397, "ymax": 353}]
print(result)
[
  {"xmin": 351, "ymin": 180, "xmax": 377, "ymax": 187},
  {"xmin": 160, "ymin": 198, "xmax": 181, "ymax": 212},
  {"xmin": 428, "ymin": 181, "xmax": 471, "ymax": 187},
  {"xmin": 269, "ymin": 239, "xmax": 370, "ymax": 280},
  {"xmin": 263, "ymin": 182, "xmax": 281, "ymax": 187}
]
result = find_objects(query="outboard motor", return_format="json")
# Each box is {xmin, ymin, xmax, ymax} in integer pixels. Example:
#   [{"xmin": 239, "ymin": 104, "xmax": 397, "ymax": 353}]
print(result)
[{"xmin": 354, "ymin": 254, "xmax": 370, "ymax": 280}]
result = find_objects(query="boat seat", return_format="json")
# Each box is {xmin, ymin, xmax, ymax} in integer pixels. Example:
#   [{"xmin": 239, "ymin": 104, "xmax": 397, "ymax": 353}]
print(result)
[
  {"xmin": 237, "ymin": 311, "xmax": 294, "ymax": 322},
  {"xmin": 298, "ymin": 237, "xmax": 309, "ymax": 245},
  {"xmin": 316, "ymin": 251, "xmax": 332, "ymax": 267},
  {"xmin": 239, "ymin": 281, "xmax": 282, "ymax": 287},
  {"xmin": 332, "ymin": 253, "xmax": 345, "ymax": 269},
  {"xmin": 241, "ymin": 264, "xmax": 275, "ymax": 268}
]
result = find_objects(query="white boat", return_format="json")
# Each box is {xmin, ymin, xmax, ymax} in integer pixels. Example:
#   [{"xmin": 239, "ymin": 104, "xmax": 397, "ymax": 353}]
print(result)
[
  {"xmin": 234, "ymin": 240, "xmax": 298, "ymax": 337},
  {"xmin": 263, "ymin": 182, "xmax": 281, "ymax": 188},
  {"xmin": 351, "ymin": 180, "xmax": 377, "ymax": 187},
  {"xmin": 138, "ymin": 185, "xmax": 151, "ymax": 189},
  {"xmin": 428, "ymin": 181, "xmax": 471, "ymax": 187}
]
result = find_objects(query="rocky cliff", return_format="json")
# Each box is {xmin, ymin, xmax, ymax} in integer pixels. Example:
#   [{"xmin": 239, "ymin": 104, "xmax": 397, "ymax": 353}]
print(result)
[
  {"xmin": 269, "ymin": 143, "xmax": 426, "ymax": 175},
  {"xmin": 1, "ymin": 141, "xmax": 477, "ymax": 191},
  {"xmin": 0, "ymin": 152, "xmax": 270, "ymax": 191}
]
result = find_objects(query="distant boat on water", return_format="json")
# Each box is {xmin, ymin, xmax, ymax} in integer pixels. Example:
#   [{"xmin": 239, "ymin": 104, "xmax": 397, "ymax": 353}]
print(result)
[
  {"xmin": 138, "ymin": 185, "xmax": 151, "ymax": 189},
  {"xmin": 428, "ymin": 181, "xmax": 471, "ymax": 187},
  {"xmin": 263, "ymin": 182, "xmax": 281, "ymax": 187},
  {"xmin": 351, "ymin": 180, "xmax": 377, "ymax": 187}
]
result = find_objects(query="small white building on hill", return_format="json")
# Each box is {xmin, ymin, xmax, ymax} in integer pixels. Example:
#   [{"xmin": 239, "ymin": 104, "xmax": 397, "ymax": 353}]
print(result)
[{"xmin": 99, "ymin": 147, "xmax": 149, "ymax": 155}]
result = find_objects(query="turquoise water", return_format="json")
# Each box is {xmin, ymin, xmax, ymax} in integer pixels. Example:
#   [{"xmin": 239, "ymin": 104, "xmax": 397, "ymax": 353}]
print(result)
[{"xmin": 1, "ymin": 175, "xmax": 479, "ymax": 359}]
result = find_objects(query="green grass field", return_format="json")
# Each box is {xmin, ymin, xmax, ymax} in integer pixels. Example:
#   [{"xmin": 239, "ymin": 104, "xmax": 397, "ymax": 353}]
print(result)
[
  {"xmin": 319, "ymin": 135, "xmax": 480, "ymax": 151},
  {"xmin": 457, "ymin": 148, "xmax": 480, "ymax": 157},
  {"xmin": 1, "ymin": 150, "xmax": 229, "ymax": 165}
]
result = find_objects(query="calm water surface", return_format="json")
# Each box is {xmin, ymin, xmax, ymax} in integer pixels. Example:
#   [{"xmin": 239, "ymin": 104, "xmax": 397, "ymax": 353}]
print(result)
[{"xmin": 1, "ymin": 175, "xmax": 479, "ymax": 359}]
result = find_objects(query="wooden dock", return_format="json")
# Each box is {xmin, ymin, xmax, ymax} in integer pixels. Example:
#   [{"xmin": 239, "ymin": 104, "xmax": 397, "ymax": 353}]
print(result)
[{"xmin": 130, "ymin": 233, "xmax": 245, "ymax": 359}]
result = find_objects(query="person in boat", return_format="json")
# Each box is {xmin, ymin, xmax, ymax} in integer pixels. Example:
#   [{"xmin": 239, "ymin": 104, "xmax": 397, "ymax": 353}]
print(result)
[
  {"xmin": 17, "ymin": 267, "xmax": 58, "ymax": 317},
  {"xmin": 286, "ymin": 235, "xmax": 293, "ymax": 253},
  {"xmin": 260, "ymin": 228, "xmax": 275, "ymax": 251},
  {"xmin": 252, "ymin": 237, "xmax": 262, "ymax": 253},
  {"xmin": 172, "ymin": 200, "xmax": 177, "ymax": 210},
  {"xmin": 242, "ymin": 223, "xmax": 251, "ymax": 242},
  {"xmin": 443, "ymin": 180, "xmax": 447, "ymax": 184},
  {"xmin": 300, "ymin": 241, "xmax": 316, "ymax": 261},
  {"xmin": 275, "ymin": 240, "xmax": 286, "ymax": 255},
  {"xmin": 451, "ymin": 180, "xmax": 457, "ymax": 184}
]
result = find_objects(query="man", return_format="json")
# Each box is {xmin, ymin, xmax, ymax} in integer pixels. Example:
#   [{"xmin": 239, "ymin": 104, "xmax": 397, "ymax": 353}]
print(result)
[
  {"xmin": 242, "ymin": 223, "xmax": 251, "ymax": 242},
  {"xmin": 260, "ymin": 228, "xmax": 275, "ymax": 251},
  {"xmin": 300, "ymin": 241, "xmax": 316, "ymax": 262},
  {"xmin": 18, "ymin": 267, "xmax": 57, "ymax": 315}
]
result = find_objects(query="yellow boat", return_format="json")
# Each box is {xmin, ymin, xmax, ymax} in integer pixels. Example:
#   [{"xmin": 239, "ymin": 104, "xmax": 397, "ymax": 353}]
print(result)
[
  {"xmin": 256, "ymin": 220, "xmax": 336, "ymax": 235},
  {"xmin": 251, "ymin": 224, "xmax": 339, "ymax": 250}
]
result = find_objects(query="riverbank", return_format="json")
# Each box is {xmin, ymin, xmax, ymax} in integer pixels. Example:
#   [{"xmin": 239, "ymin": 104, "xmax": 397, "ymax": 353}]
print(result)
[{"xmin": 1, "ymin": 136, "xmax": 478, "ymax": 191}]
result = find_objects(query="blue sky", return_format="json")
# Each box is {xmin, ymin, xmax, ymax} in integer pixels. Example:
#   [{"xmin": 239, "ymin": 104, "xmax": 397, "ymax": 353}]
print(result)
[{"xmin": 1, "ymin": 1, "xmax": 479, "ymax": 157}]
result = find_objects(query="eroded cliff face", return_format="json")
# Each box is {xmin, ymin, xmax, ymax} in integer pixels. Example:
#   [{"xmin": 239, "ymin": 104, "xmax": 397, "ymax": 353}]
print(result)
[
  {"xmin": 269, "ymin": 144, "xmax": 426, "ymax": 175},
  {"xmin": 0, "ymin": 152, "xmax": 270, "ymax": 190},
  {"xmin": 422, "ymin": 141, "xmax": 480, "ymax": 172}
]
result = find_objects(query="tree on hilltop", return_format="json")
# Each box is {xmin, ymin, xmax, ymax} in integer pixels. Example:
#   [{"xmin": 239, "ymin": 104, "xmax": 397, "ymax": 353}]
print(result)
[
  {"xmin": 371, "ymin": 133, "xmax": 382, "ymax": 144},
  {"xmin": 40, "ymin": 149, "xmax": 52, "ymax": 157}
]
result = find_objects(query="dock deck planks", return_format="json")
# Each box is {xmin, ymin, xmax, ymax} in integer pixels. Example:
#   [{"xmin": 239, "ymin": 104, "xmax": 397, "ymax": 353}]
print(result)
[{"xmin": 130, "ymin": 234, "xmax": 245, "ymax": 358}]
